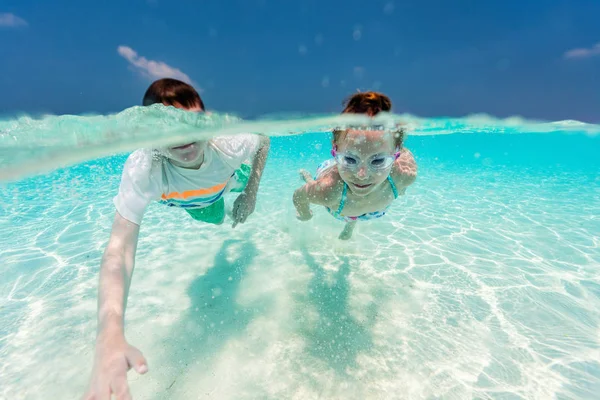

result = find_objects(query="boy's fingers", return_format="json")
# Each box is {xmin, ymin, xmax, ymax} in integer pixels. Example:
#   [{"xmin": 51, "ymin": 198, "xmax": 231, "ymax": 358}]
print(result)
[
  {"xmin": 232, "ymin": 198, "xmax": 241, "ymax": 213},
  {"xmin": 126, "ymin": 347, "xmax": 148, "ymax": 374},
  {"xmin": 82, "ymin": 389, "xmax": 100, "ymax": 400},
  {"xmin": 230, "ymin": 210, "xmax": 238, "ymax": 227},
  {"xmin": 232, "ymin": 212, "xmax": 245, "ymax": 228},
  {"xmin": 110, "ymin": 375, "xmax": 132, "ymax": 400},
  {"xmin": 232, "ymin": 211, "xmax": 241, "ymax": 228},
  {"xmin": 231, "ymin": 205, "xmax": 249, "ymax": 228},
  {"xmin": 89, "ymin": 381, "xmax": 110, "ymax": 400}
]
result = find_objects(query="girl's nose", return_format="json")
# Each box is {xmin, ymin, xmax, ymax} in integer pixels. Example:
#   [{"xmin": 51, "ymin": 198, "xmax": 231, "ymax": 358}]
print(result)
[{"xmin": 356, "ymin": 165, "xmax": 368, "ymax": 179}]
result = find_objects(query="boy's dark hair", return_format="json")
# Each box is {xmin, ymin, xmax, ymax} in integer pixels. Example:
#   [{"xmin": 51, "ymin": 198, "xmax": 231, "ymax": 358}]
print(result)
[{"xmin": 142, "ymin": 78, "xmax": 205, "ymax": 110}]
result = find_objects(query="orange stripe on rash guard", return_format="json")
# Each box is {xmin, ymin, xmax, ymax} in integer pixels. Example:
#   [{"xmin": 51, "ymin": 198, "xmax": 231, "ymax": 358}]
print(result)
[{"xmin": 161, "ymin": 181, "xmax": 228, "ymax": 200}]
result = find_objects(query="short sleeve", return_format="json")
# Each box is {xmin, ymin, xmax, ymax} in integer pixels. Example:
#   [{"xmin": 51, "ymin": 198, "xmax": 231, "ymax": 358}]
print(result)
[
  {"xmin": 113, "ymin": 150, "xmax": 161, "ymax": 225},
  {"xmin": 210, "ymin": 133, "xmax": 262, "ymax": 169}
]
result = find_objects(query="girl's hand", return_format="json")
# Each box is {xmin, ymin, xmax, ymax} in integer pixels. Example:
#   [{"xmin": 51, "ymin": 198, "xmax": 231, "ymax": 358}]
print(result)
[{"xmin": 296, "ymin": 209, "xmax": 313, "ymax": 221}]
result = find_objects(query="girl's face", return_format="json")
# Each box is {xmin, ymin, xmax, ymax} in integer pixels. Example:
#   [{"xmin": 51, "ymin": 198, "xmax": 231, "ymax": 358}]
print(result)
[{"xmin": 335, "ymin": 129, "xmax": 396, "ymax": 196}]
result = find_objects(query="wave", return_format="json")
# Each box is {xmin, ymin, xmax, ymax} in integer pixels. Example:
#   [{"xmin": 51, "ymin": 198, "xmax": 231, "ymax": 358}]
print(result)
[{"xmin": 1, "ymin": 105, "xmax": 598, "ymax": 182}]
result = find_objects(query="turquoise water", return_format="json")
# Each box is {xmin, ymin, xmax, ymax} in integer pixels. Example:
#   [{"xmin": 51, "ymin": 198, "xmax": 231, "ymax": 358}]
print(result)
[{"xmin": 1, "ymin": 111, "xmax": 600, "ymax": 399}]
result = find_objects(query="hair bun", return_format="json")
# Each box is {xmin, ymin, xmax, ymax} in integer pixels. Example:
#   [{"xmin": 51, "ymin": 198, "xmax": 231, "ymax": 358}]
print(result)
[{"xmin": 342, "ymin": 91, "xmax": 392, "ymax": 116}]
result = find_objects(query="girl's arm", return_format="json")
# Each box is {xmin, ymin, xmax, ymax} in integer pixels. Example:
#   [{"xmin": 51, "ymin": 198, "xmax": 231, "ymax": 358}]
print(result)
[
  {"xmin": 293, "ymin": 171, "xmax": 341, "ymax": 220},
  {"xmin": 391, "ymin": 148, "xmax": 417, "ymax": 190}
]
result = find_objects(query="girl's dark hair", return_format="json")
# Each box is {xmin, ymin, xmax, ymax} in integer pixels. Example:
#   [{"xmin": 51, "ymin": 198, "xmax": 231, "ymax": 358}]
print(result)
[
  {"xmin": 341, "ymin": 91, "xmax": 392, "ymax": 116},
  {"xmin": 334, "ymin": 91, "xmax": 404, "ymax": 149},
  {"xmin": 142, "ymin": 78, "xmax": 205, "ymax": 110}
]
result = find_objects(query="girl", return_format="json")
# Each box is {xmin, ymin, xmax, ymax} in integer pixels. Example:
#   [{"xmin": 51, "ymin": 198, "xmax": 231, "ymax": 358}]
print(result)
[{"xmin": 293, "ymin": 92, "xmax": 417, "ymax": 239}]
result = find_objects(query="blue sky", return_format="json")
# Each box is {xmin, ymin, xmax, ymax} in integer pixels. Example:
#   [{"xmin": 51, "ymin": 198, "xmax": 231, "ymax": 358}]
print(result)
[{"xmin": 1, "ymin": 0, "xmax": 599, "ymax": 122}]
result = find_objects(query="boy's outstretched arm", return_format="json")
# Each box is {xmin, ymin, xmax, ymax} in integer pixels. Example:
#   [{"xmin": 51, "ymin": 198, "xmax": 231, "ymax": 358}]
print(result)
[
  {"xmin": 84, "ymin": 212, "xmax": 147, "ymax": 400},
  {"xmin": 231, "ymin": 135, "xmax": 270, "ymax": 228}
]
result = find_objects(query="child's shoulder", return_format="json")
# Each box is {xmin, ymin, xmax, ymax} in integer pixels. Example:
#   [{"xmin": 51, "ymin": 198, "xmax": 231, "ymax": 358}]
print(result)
[
  {"xmin": 315, "ymin": 159, "xmax": 342, "ymax": 185},
  {"xmin": 118, "ymin": 149, "xmax": 162, "ymax": 200},
  {"xmin": 122, "ymin": 148, "xmax": 163, "ymax": 184},
  {"xmin": 311, "ymin": 165, "xmax": 344, "ymax": 204},
  {"xmin": 209, "ymin": 133, "xmax": 261, "ymax": 159},
  {"xmin": 318, "ymin": 166, "xmax": 343, "ymax": 186},
  {"xmin": 124, "ymin": 149, "xmax": 157, "ymax": 173},
  {"xmin": 211, "ymin": 133, "xmax": 261, "ymax": 149}
]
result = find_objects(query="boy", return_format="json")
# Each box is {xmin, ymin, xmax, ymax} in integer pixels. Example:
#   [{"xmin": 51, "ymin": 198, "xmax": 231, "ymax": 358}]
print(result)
[{"xmin": 83, "ymin": 78, "xmax": 270, "ymax": 400}]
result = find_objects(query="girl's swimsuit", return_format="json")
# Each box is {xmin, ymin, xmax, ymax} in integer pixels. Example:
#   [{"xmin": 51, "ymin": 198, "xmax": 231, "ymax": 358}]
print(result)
[{"xmin": 314, "ymin": 159, "xmax": 399, "ymax": 222}]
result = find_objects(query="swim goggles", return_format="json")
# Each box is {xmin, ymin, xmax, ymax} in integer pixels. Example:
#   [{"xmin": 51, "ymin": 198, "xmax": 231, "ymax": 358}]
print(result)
[{"xmin": 331, "ymin": 145, "xmax": 400, "ymax": 172}]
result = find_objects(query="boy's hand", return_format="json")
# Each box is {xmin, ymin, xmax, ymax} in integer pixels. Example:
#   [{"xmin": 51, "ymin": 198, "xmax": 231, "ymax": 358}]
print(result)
[
  {"xmin": 83, "ymin": 333, "xmax": 147, "ymax": 400},
  {"xmin": 231, "ymin": 192, "xmax": 256, "ymax": 228}
]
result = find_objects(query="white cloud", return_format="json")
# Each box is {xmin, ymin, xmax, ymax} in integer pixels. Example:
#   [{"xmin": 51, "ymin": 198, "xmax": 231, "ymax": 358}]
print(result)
[
  {"xmin": 353, "ymin": 66, "xmax": 365, "ymax": 79},
  {"xmin": 564, "ymin": 42, "xmax": 600, "ymax": 59},
  {"xmin": 0, "ymin": 13, "xmax": 28, "ymax": 28},
  {"xmin": 117, "ymin": 45, "xmax": 193, "ymax": 84}
]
